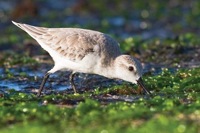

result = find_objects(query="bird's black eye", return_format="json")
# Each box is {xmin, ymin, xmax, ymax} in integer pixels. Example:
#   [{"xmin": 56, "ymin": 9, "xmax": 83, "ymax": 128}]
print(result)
[{"xmin": 128, "ymin": 66, "xmax": 134, "ymax": 71}]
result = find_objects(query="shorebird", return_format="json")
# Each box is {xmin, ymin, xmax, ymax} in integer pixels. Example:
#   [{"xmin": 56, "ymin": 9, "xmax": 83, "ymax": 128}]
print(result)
[{"xmin": 12, "ymin": 21, "xmax": 151, "ymax": 96}]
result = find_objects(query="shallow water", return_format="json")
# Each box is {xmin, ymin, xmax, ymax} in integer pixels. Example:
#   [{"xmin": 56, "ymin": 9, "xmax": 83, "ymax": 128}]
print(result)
[
  {"xmin": 0, "ymin": 65, "xmax": 120, "ymax": 94},
  {"xmin": 0, "ymin": 80, "xmax": 26, "ymax": 91},
  {"xmin": 0, "ymin": 62, "xmax": 173, "ymax": 95}
]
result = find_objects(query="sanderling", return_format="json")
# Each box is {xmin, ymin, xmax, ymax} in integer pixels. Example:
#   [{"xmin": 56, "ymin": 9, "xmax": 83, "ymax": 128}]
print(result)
[{"xmin": 12, "ymin": 21, "xmax": 151, "ymax": 96}]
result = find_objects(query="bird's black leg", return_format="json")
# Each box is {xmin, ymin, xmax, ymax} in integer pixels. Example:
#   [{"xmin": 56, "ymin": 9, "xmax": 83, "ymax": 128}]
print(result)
[
  {"xmin": 69, "ymin": 72, "xmax": 77, "ymax": 94},
  {"xmin": 37, "ymin": 72, "xmax": 50, "ymax": 97}
]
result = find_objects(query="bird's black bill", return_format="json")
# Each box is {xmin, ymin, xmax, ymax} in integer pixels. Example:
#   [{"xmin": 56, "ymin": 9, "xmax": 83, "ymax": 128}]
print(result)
[{"xmin": 137, "ymin": 78, "xmax": 151, "ymax": 95}]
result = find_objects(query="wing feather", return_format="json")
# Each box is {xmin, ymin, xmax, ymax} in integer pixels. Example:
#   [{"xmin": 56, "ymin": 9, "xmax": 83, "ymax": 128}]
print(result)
[{"xmin": 12, "ymin": 21, "xmax": 121, "ymax": 64}]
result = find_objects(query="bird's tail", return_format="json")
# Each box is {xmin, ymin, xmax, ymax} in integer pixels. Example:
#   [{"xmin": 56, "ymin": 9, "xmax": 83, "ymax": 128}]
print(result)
[{"xmin": 12, "ymin": 21, "xmax": 47, "ymax": 39}]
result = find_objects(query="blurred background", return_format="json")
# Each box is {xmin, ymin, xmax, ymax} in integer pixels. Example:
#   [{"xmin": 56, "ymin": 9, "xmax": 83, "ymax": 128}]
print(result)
[{"xmin": 0, "ymin": 0, "xmax": 200, "ymax": 68}]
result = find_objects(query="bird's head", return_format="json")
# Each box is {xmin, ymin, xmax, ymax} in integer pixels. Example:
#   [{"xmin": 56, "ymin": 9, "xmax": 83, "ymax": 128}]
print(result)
[{"xmin": 114, "ymin": 55, "xmax": 151, "ymax": 94}]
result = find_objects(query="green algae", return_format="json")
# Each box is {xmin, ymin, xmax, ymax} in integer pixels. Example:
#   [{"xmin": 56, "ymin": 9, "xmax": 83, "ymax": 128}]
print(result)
[
  {"xmin": 0, "ymin": 52, "xmax": 37, "ymax": 67},
  {"xmin": 0, "ymin": 67, "xmax": 200, "ymax": 133}
]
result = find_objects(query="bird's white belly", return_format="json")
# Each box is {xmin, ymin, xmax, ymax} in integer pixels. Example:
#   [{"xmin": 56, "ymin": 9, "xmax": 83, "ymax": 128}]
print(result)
[{"xmin": 40, "ymin": 43, "xmax": 99, "ymax": 74}]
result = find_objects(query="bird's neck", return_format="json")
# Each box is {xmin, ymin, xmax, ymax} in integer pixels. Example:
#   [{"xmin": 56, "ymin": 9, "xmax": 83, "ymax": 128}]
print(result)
[{"xmin": 97, "ymin": 57, "xmax": 119, "ymax": 79}]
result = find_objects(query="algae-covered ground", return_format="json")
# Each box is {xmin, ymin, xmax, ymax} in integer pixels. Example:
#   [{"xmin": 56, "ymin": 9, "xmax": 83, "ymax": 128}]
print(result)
[
  {"xmin": 0, "ymin": 67, "xmax": 200, "ymax": 133},
  {"xmin": 0, "ymin": 0, "xmax": 200, "ymax": 133}
]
